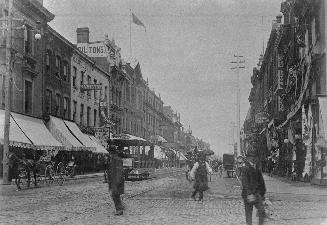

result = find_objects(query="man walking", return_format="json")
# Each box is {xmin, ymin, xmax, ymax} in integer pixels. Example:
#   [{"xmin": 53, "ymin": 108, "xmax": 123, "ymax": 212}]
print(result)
[
  {"xmin": 107, "ymin": 146, "xmax": 125, "ymax": 216},
  {"xmin": 241, "ymin": 149, "xmax": 266, "ymax": 225}
]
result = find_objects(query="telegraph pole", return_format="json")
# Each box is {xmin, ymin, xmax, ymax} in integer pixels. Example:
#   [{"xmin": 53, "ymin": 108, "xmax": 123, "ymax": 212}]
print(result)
[
  {"xmin": 231, "ymin": 55, "xmax": 245, "ymax": 160},
  {"xmin": 2, "ymin": 0, "xmax": 13, "ymax": 184}
]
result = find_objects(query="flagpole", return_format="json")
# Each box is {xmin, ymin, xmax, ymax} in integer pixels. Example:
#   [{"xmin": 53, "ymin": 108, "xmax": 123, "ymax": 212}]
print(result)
[{"xmin": 129, "ymin": 9, "xmax": 132, "ymax": 59}]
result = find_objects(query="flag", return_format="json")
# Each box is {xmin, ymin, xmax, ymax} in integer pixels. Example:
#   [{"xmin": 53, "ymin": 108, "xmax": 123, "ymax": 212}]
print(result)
[{"xmin": 132, "ymin": 13, "xmax": 146, "ymax": 31}]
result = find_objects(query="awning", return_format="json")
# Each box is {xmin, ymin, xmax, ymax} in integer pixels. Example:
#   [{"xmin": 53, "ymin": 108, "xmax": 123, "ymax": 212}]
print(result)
[
  {"xmin": 87, "ymin": 135, "xmax": 108, "ymax": 154},
  {"xmin": 150, "ymin": 134, "xmax": 167, "ymax": 143},
  {"xmin": 47, "ymin": 116, "xmax": 92, "ymax": 151},
  {"xmin": 0, "ymin": 110, "xmax": 33, "ymax": 148},
  {"xmin": 11, "ymin": 112, "xmax": 64, "ymax": 151},
  {"xmin": 111, "ymin": 133, "xmax": 151, "ymax": 146},
  {"xmin": 64, "ymin": 120, "xmax": 96, "ymax": 151},
  {"xmin": 316, "ymin": 97, "xmax": 327, "ymax": 148}
]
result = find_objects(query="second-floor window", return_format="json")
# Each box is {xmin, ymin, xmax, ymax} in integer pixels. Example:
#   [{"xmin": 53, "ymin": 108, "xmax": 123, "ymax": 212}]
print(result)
[
  {"xmin": 87, "ymin": 107, "xmax": 91, "ymax": 127},
  {"xmin": 80, "ymin": 104, "xmax": 84, "ymax": 125},
  {"xmin": 94, "ymin": 79, "xmax": 97, "ymax": 99},
  {"xmin": 73, "ymin": 100, "xmax": 77, "ymax": 121},
  {"xmin": 45, "ymin": 89, "xmax": 52, "ymax": 114},
  {"xmin": 80, "ymin": 71, "xmax": 85, "ymax": 85},
  {"xmin": 87, "ymin": 75, "xmax": 91, "ymax": 97},
  {"xmin": 73, "ymin": 67, "xmax": 77, "ymax": 88},
  {"xmin": 24, "ymin": 80, "xmax": 33, "ymax": 114},
  {"xmin": 55, "ymin": 93, "xmax": 61, "ymax": 116},
  {"xmin": 63, "ymin": 97, "xmax": 69, "ymax": 119}
]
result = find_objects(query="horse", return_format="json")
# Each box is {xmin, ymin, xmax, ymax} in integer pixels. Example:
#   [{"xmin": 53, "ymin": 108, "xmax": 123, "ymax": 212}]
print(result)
[{"xmin": 8, "ymin": 152, "xmax": 38, "ymax": 190}]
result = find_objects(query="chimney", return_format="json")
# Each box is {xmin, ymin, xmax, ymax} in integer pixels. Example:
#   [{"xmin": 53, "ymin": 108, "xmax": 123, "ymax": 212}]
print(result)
[{"xmin": 76, "ymin": 27, "xmax": 89, "ymax": 43}]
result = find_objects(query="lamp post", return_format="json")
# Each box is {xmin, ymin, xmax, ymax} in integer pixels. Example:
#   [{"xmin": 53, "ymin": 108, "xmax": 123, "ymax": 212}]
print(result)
[{"xmin": 231, "ymin": 55, "xmax": 245, "ymax": 162}]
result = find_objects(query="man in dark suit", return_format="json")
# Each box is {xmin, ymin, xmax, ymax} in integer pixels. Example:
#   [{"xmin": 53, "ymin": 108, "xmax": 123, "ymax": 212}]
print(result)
[
  {"xmin": 241, "ymin": 150, "xmax": 266, "ymax": 225},
  {"xmin": 107, "ymin": 146, "xmax": 125, "ymax": 216}
]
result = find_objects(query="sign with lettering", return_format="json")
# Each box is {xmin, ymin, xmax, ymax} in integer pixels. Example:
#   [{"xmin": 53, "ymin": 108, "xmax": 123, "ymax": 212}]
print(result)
[
  {"xmin": 80, "ymin": 84, "xmax": 103, "ymax": 91},
  {"xmin": 77, "ymin": 43, "xmax": 108, "ymax": 57}
]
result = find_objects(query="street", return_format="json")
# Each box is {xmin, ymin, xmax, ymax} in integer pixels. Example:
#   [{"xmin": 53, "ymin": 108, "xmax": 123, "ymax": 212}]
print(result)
[{"xmin": 1, "ymin": 171, "xmax": 327, "ymax": 225}]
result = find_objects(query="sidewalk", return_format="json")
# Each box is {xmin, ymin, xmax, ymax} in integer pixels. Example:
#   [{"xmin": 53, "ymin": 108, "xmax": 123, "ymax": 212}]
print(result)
[{"xmin": 264, "ymin": 174, "xmax": 327, "ymax": 197}]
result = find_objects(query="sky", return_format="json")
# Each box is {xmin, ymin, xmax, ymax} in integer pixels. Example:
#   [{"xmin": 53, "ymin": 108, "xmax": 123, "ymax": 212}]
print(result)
[{"xmin": 43, "ymin": 0, "xmax": 282, "ymax": 156}]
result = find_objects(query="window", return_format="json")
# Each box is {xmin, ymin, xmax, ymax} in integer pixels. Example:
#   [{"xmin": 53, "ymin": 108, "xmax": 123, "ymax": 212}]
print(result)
[
  {"xmin": 80, "ymin": 104, "xmax": 84, "ymax": 125},
  {"xmin": 24, "ymin": 80, "xmax": 33, "ymax": 113},
  {"xmin": 45, "ymin": 51, "xmax": 50, "ymax": 73},
  {"xmin": 87, "ymin": 107, "xmax": 91, "ymax": 127},
  {"xmin": 55, "ymin": 93, "xmax": 61, "ymax": 116},
  {"xmin": 80, "ymin": 71, "xmax": 85, "ymax": 85},
  {"xmin": 87, "ymin": 75, "xmax": 91, "ymax": 97},
  {"xmin": 24, "ymin": 26, "xmax": 33, "ymax": 55},
  {"xmin": 63, "ymin": 62, "xmax": 69, "ymax": 81},
  {"xmin": 94, "ymin": 79, "xmax": 97, "ymax": 99},
  {"xmin": 63, "ymin": 97, "xmax": 69, "ymax": 119},
  {"xmin": 94, "ymin": 109, "xmax": 97, "ymax": 127},
  {"xmin": 73, "ymin": 101, "xmax": 77, "ymax": 121},
  {"xmin": 45, "ymin": 89, "xmax": 52, "ymax": 114},
  {"xmin": 73, "ymin": 67, "xmax": 77, "ymax": 88},
  {"xmin": 105, "ymin": 86, "xmax": 108, "ymax": 100},
  {"xmin": 55, "ymin": 55, "xmax": 61, "ymax": 78}
]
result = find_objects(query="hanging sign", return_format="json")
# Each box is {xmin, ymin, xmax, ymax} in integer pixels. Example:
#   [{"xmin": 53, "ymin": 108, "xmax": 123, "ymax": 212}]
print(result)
[{"xmin": 80, "ymin": 84, "xmax": 103, "ymax": 91}]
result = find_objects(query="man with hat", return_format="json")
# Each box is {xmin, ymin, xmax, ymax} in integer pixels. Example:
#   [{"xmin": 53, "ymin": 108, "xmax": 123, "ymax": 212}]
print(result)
[
  {"xmin": 107, "ymin": 145, "xmax": 125, "ymax": 215},
  {"xmin": 241, "ymin": 145, "xmax": 266, "ymax": 225}
]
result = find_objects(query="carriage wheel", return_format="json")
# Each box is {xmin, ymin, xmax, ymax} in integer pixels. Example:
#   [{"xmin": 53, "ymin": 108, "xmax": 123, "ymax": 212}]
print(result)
[
  {"xmin": 56, "ymin": 162, "xmax": 65, "ymax": 186},
  {"xmin": 45, "ymin": 165, "xmax": 55, "ymax": 185},
  {"xmin": 16, "ymin": 168, "xmax": 30, "ymax": 190}
]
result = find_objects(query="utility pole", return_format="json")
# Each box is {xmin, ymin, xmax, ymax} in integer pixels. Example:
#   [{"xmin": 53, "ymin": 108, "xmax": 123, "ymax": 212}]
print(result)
[
  {"xmin": 2, "ymin": 0, "xmax": 13, "ymax": 184},
  {"xmin": 231, "ymin": 55, "xmax": 245, "ymax": 160}
]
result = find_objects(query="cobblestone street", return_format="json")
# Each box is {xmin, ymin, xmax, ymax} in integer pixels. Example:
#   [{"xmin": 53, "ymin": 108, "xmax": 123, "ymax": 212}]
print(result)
[{"xmin": 1, "ymin": 171, "xmax": 327, "ymax": 225}]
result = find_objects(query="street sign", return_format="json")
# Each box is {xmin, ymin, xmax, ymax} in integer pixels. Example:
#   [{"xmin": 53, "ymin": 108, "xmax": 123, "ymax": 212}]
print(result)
[{"xmin": 80, "ymin": 84, "xmax": 103, "ymax": 91}]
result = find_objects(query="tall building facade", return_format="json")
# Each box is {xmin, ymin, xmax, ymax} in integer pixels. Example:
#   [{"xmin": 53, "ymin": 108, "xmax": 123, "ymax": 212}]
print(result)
[{"xmin": 244, "ymin": 0, "xmax": 327, "ymax": 185}]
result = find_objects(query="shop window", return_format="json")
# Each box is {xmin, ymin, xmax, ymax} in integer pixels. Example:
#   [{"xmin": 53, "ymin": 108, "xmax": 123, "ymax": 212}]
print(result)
[{"xmin": 24, "ymin": 80, "xmax": 33, "ymax": 114}]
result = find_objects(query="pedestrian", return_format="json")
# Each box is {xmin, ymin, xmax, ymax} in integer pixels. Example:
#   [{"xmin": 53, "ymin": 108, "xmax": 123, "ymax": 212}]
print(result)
[
  {"xmin": 218, "ymin": 164, "xmax": 223, "ymax": 178},
  {"xmin": 240, "ymin": 149, "xmax": 266, "ymax": 225},
  {"xmin": 107, "ymin": 146, "xmax": 125, "ymax": 216},
  {"xmin": 189, "ymin": 153, "xmax": 212, "ymax": 201}
]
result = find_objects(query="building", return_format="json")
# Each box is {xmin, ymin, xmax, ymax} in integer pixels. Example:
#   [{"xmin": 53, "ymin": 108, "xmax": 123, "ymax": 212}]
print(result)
[
  {"xmin": 244, "ymin": 0, "xmax": 326, "ymax": 185},
  {"xmin": 44, "ymin": 26, "xmax": 73, "ymax": 120},
  {"xmin": 70, "ymin": 48, "xmax": 111, "ymax": 131},
  {"xmin": 0, "ymin": 0, "xmax": 54, "ymax": 117}
]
